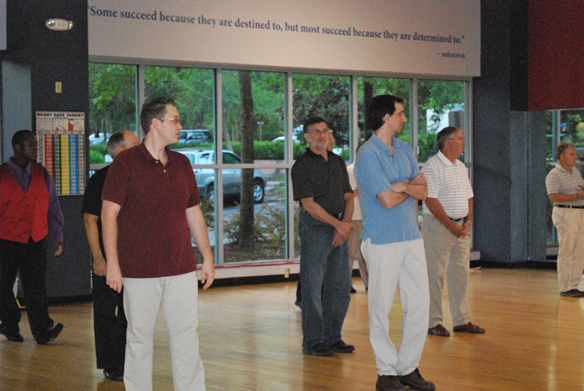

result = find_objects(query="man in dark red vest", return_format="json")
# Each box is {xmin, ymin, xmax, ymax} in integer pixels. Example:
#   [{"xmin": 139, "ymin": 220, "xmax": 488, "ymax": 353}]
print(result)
[{"xmin": 0, "ymin": 130, "xmax": 65, "ymax": 344}]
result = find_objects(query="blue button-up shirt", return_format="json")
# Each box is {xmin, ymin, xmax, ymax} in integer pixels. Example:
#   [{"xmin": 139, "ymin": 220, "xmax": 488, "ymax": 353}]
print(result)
[{"xmin": 355, "ymin": 134, "xmax": 421, "ymax": 245}]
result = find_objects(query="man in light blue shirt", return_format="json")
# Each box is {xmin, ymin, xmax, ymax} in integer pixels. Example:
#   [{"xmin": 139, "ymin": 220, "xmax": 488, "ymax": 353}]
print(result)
[{"xmin": 355, "ymin": 95, "xmax": 434, "ymax": 391}]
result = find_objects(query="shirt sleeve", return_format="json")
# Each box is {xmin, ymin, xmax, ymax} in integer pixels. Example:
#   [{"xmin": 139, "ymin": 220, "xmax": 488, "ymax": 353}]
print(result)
[
  {"xmin": 102, "ymin": 156, "xmax": 129, "ymax": 207},
  {"xmin": 407, "ymin": 144, "xmax": 421, "ymax": 180},
  {"xmin": 291, "ymin": 158, "xmax": 314, "ymax": 201},
  {"xmin": 184, "ymin": 158, "xmax": 201, "ymax": 208},
  {"xmin": 422, "ymin": 163, "xmax": 439, "ymax": 198},
  {"xmin": 545, "ymin": 169, "xmax": 559, "ymax": 195},
  {"xmin": 347, "ymin": 164, "xmax": 358, "ymax": 191},
  {"xmin": 340, "ymin": 158, "xmax": 353, "ymax": 195},
  {"xmin": 355, "ymin": 147, "xmax": 391, "ymax": 197},
  {"xmin": 44, "ymin": 168, "xmax": 64, "ymax": 243},
  {"xmin": 81, "ymin": 170, "xmax": 102, "ymax": 216}
]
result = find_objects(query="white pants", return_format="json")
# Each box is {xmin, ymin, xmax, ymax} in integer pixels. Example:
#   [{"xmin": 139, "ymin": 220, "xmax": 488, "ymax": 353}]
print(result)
[
  {"xmin": 123, "ymin": 271, "xmax": 205, "ymax": 391},
  {"xmin": 552, "ymin": 207, "xmax": 584, "ymax": 292},
  {"xmin": 361, "ymin": 238, "xmax": 429, "ymax": 376}
]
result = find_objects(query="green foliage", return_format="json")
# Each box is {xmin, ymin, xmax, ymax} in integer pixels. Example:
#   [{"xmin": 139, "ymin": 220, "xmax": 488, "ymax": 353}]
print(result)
[
  {"xmin": 357, "ymin": 77, "xmax": 411, "ymax": 141},
  {"xmin": 89, "ymin": 63, "xmax": 137, "ymax": 136},
  {"xmin": 89, "ymin": 149, "xmax": 106, "ymax": 164},
  {"xmin": 293, "ymin": 74, "xmax": 350, "ymax": 146},
  {"xmin": 417, "ymin": 132, "xmax": 439, "ymax": 162},
  {"xmin": 199, "ymin": 199, "xmax": 215, "ymax": 230},
  {"xmin": 90, "ymin": 143, "xmax": 108, "ymax": 155},
  {"xmin": 222, "ymin": 70, "xmax": 285, "ymax": 143},
  {"xmin": 89, "ymin": 144, "xmax": 108, "ymax": 164},
  {"xmin": 223, "ymin": 204, "xmax": 286, "ymax": 246},
  {"xmin": 145, "ymin": 67, "xmax": 215, "ymax": 130}
]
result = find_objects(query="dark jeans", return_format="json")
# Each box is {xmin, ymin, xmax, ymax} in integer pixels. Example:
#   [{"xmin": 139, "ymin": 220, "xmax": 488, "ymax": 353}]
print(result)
[
  {"xmin": 0, "ymin": 238, "xmax": 53, "ymax": 342},
  {"xmin": 93, "ymin": 274, "xmax": 127, "ymax": 370},
  {"xmin": 299, "ymin": 210, "xmax": 351, "ymax": 348}
]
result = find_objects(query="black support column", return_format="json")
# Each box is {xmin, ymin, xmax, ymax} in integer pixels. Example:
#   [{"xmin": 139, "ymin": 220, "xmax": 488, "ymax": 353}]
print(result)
[{"xmin": 473, "ymin": 0, "xmax": 547, "ymax": 263}]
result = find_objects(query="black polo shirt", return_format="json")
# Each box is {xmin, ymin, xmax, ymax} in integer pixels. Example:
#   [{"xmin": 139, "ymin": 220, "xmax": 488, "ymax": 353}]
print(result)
[{"xmin": 291, "ymin": 148, "xmax": 352, "ymax": 215}]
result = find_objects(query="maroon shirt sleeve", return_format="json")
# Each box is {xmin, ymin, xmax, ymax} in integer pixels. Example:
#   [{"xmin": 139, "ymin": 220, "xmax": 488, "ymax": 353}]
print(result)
[{"xmin": 102, "ymin": 156, "xmax": 129, "ymax": 207}]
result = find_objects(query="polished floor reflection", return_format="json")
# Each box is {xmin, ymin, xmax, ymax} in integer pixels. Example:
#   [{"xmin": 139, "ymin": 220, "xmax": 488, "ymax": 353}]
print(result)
[{"xmin": 0, "ymin": 268, "xmax": 583, "ymax": 390}]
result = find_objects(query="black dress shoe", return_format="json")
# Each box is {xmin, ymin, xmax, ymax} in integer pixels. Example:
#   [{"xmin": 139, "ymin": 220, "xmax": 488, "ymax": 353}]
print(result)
[
  {"xmin": 36, "ymin": 323, "xmax": 63, "ymax": 345},
  {"xmin": 328, "ymin": 340, "xmax": 355, "ymax": 353},
  {"xmin": 302, "ymin": 342, "xmax": 334, "ymax": 356},
  {"xmin": 104, "ymin": 368, "xmax": 124, "ymax": 381},
  {"xmin": 350, "ymin": 286, "xmax": 357, "ymax": 293},
  {"xmin": 0, "ymin": 324, "xmax": 24, "ymax": 342}
]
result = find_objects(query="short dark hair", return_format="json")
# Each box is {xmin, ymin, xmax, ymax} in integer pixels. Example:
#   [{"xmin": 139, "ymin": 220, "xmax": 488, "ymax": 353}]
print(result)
[
  {"xmin": 556, "ymin": 143, "xmax": 575, "ymax": 159},
  {"xmin": 303, "ymin": 117, "xmax": 327, "ymax": 133},
  {"xmin": 140, "ymin": 97, "xmax": 177, "ymax": 134},
  {"xmin": 366, "ymin": 94, "xmax": 404, "ymax": 131},
  {"xmin": 437, "ymin": 126, "xmax": 462, "ymax": 151},
  {"xmin": 107, "ymin": 131, "xmax": 127, "ymax": 157},
  {"xmin": 12, "ymin": 130, "xmax": 34, "ymax": 149}
]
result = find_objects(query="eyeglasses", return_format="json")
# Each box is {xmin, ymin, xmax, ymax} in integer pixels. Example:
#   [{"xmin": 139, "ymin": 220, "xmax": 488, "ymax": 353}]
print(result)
[
  {"xmin": 157, "ymin": 117, "xmax": 181, "ymax": 125},
  {"xmin": 308, "ymin": 129, "xmax": 332, "ymax": 136}
]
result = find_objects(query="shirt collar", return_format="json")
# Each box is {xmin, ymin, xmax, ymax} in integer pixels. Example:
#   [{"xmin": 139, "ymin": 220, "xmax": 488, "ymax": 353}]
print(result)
[
  {"xmin": 556, "ymin": 164, "xmax": 573, "ymax": 174},
  {"xmin": 436, "ymin": 150, "xmax": 455, "ymax": 166},
  {"xmin": 370, "ymin": 134, "xmax": 401, "ymax": 155},
  {"xmin": 304, "ymin": 147, "xmax": 328, "ymax": 160},
  {"xmin": 138, "ymin": 143, "xmax": 175, "ymax": 164},
  {"xmin": 7, "ymin": 157, "xmax": 32, "ymax": 175}
]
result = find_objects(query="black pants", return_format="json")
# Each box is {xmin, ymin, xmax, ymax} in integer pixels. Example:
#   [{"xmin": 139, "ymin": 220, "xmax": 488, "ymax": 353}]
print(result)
[
  {"xmin": 92, "ymin": 274, "xmax": 127, "ymax": 370},
  {"xmin": 0, "ymin": 238, "xmax": 53, "ymax": 342}
]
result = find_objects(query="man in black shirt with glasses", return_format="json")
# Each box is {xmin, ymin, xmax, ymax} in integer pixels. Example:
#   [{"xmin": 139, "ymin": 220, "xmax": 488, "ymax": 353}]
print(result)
[{"xmin": 292, "ymin": 117, "xmax": 354, "ymax": 356}]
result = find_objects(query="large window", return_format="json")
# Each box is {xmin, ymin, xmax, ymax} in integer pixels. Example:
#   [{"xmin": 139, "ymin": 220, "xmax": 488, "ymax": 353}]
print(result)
[
  {"xmin": 357, "ymin": 77, "xmax": 411, "ymax": 146},
  {"xmin": 417, "ymin": 80, "xmax": 466, "ymax": 162},
  {"xmin": 221, "ymin": 70, "xmax": 288, "ymax": 262},
  {"xmin": 88, "ymin": 63, "xmax": 472, "ymax": 266},
  {"xmin": 88, "ymin": 63, "xmax": 138, "ymax": 164},
  {"xmin": 293, "ymin": 74, "xmax": 350, "ymax": 160}
]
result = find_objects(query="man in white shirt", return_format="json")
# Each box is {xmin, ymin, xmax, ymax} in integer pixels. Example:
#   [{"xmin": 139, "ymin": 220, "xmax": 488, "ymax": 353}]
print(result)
[
  {"xmin": 346, "ymin": 160, "xmax": 368, "ymax": 289},
  {"xmin": 545, "ymin": 143, "xmax": 584, "ymax": 297},
  {"xmin": 422, "ymin": 126, "xmax": 485, "ymax": 337}
]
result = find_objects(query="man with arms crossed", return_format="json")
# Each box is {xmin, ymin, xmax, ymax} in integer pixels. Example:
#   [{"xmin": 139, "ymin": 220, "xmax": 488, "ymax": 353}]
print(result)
[
  {"xmin": 102, "ymin": 97, "xmax": 215, "ymax": 390},
  {"xmin": 82, "ymin": 130, "xmax": 139, "ymax": 381},
  {"xmin": 422, "ymin": 126, "xmax": 485, "ymax": 337},
  {"xmin": 355, "ymin": 95, "xmax": 434, "ymax": 391},
  {"xmin": 0, "ymin": 130, "xmax": 64, "ymax": 344},
  {"xmin": 292, "ymin": 117, "xmax": 355, "ymax": 356},
  {"xmin": 546, "ymin": 143, "xmax": 584, "ymax": 297}
]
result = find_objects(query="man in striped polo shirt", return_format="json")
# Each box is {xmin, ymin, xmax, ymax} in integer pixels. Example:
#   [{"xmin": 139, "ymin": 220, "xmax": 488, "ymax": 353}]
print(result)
[
  {"xmin": 422, "ymin": 126, "xmax": 485, "ymax": 337},
  {"xmin": 546, "ymin": 143, "xmax": 584, "ymax": 297}
]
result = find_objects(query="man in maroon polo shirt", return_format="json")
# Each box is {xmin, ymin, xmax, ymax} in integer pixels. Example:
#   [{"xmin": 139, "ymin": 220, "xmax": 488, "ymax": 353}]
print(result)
[{"xmin": 101, "ymin": 97, "xmax": 215, "ymax": 390}]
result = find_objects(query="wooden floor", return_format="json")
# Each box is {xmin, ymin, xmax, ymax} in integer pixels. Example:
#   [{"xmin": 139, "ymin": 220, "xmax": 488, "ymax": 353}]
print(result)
[{"xmin": 1, "ymin": 268, "xmax": 584, "ymax": 390}]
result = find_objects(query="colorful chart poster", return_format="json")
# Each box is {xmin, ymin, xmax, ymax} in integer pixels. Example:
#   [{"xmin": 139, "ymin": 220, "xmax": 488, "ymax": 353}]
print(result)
[{"xmin": 35, "ymin": 111, "xmax": 86, "ymax": 195}]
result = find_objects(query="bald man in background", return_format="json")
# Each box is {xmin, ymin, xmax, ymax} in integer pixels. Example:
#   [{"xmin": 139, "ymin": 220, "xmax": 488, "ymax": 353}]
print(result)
[{"xmin": 82, "ymin": 130, "xmax": 139, "ymax": 381}]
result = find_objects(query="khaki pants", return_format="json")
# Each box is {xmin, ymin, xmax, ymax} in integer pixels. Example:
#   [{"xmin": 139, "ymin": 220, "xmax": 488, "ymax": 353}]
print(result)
[
  {"xmin": 422, "ymin": 214, "xmax": 471, "ymax": 328},
  {"xmin": 123, "ymin": 271, "xmax": 205, "ymax": 391},
  {"xmin": 552, "ymin": 207, "xmax": 584, "ymax": 292},
  {"xmin": 348, "ymin": 220, "xmax": 368, "ymax": 288}
]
